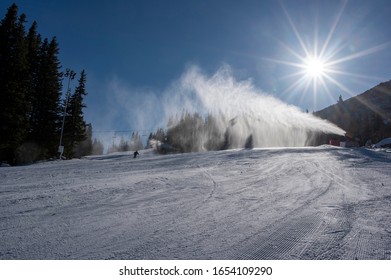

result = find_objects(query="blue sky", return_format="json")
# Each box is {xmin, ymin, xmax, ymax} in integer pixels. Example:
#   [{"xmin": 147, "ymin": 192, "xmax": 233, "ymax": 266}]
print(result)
[{"xmin": 2, "ymin": 0, "xmax": 391, "ymax": 142}]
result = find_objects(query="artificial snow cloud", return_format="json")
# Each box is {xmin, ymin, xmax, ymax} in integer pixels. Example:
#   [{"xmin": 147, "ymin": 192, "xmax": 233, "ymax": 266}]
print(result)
[{"xmin": 160, "ymin": 65, "xmax": 345, "ymax": 150}]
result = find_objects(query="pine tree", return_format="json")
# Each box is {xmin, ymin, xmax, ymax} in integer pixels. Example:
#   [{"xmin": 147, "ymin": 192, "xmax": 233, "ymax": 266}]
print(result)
[
  {"xmin": 74, "ymin": 123, "xmax": 93, "ymax": 157},
  {"xmin": 26, "ymin": 21, "xmax": 42, "ymax": 142},
  {"xmin": 91, "ymin": 138, "xmax": 104, "ymax": 155},
  {"xmin": 32, "ymin": 37, "xmax": 63, "ymax": 159},
  {"xmin": 119, "ymin": 136, "xmax": 129, "ymax": 151},
  {"xmin": 147, "ymin": 132, "xmax": 154, "ymax": 148},
  {"xmin": 129, "ymin": 132, "xmax": 143, "ymax": 151},
  {"xmin": 0, "ymin": 4, "xmax": 30, "ymax": 164},
  {"xmin": 26, "ymin": 21, "xmax": 42, "ymax": 122},
  {"xmin": 63, "ymin": 70, "xmax": 88, "ymax": 158},
  {"xmin": 0, "ymin": 4, "xmax": 93, "ymax": 163}
]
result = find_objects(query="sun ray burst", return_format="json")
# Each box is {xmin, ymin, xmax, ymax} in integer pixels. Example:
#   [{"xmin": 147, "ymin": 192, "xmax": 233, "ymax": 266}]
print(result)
[{"xmin": 268, "ymin": 1, "xmax": 390, "ymax": 110}]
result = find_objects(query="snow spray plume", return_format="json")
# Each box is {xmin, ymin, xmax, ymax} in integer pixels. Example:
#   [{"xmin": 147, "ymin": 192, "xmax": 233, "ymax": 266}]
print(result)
[{"xmin": 161, "ymin": 65, "xmax": 345, "ymax": 151}]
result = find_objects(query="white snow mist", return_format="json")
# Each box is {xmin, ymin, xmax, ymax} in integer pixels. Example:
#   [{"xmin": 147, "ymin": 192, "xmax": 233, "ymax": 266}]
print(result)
[{"xmin": 161, "ymin": 65, "xmax": 345, "ymax": 150}]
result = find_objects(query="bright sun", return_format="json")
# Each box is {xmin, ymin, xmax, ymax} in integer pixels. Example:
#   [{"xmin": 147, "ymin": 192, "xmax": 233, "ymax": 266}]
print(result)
[
  {"xmin": 263, "ymin": 1, "xmax": 390, "ymax": 110},
  {"xmin": 305, "ymin": 57, "xmax": 326, "ymax": 78}
]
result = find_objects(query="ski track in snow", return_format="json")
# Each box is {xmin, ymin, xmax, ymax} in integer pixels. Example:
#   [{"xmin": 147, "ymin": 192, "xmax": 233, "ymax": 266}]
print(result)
[{"xmin": 0, "ymin": 146, "xmax": 390, "ymax": 260}]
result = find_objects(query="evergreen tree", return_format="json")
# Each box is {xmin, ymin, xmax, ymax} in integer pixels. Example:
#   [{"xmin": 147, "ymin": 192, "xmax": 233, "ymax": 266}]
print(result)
[
  {"xmin": 146, "ymin": 132, "xmax": 154, "ymax": 148},
  {"xmin": 25, "ymin": 21, "xmax": 42, "ymax": 143},
  {"xmin": 129, "ymin": 132, "xmax": 143, "ymax": 151},
  {"xmin": 32, "ymin": 37, "xmax": 63, "ymax": 159},
  {"xmin": 74, "ymin": 123, "xmax": 93, "ymax": 157},
  {"xmin": 63, "ymin": 70, "xmax": 88, "ymax": 158},
  {"xmin": 0, "ymin": 4, "xmax": 94, "ymax": 163},
  {"xmin": 84, "ymin": 123, "xmax": 93, "ymax": 155},
  {"xmin": 119, "ymin": 136, "xmax": 129, "ymax": 151},
  {"xmin": 91, "ymin": 138, "xmax": 104, "ymax": 155},
  {"xmin": 0, "ymin": 4, "xmax": 30, "ymax": 164},
  {"xmin": 155, "ymin": 128, "xmax": 166, "ymax": 142}
]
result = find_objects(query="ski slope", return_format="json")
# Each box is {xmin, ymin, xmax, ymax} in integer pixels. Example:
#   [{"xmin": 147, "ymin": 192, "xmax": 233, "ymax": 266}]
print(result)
[{"xmin": 1, "ymin": 146, "xmax": 390, "ymax": 260}]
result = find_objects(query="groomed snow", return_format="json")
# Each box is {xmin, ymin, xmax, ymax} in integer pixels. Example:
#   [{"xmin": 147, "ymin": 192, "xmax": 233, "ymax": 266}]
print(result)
[{"xmin": 1, "ymin": 146, "xmax": 390, "ymax": 259}]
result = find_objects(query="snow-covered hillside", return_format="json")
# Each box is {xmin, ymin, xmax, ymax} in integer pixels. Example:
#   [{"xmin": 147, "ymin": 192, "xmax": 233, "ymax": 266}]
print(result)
[{"xmin": 1, "ymin": 146, "xmax": 390, "ymax": 260}]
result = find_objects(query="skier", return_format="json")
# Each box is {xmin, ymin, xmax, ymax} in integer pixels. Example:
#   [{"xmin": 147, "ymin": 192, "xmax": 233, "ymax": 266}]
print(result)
[{"xmin": 133, "ymin": 151, "xmax": 139, "ymax": 158}]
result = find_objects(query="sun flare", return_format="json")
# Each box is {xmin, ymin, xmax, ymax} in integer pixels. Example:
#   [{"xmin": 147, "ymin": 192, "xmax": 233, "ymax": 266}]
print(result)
[
  {"xmin": 262, "ymin": 1, "xmax": 390, "ymax": 110},
  {"xmin": 305, "ymin": 57, "xmax": 326, "ymax": 78}
]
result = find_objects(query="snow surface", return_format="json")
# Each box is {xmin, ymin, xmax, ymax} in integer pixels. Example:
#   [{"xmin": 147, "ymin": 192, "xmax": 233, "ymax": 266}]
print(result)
[{"xmin": 1, "ymin": 146, "xmax": 391, "ymax": 260}]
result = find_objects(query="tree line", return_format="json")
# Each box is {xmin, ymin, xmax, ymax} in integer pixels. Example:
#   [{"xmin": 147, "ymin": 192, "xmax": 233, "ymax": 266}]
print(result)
[
  {"xmin": 147, "ymin": 111, "xmax": 246, "ymax": 153},
  {"xmin": 108, "ymin": 132, "xmax": 144, "ymax": 154},
  {"xmin": 0, "ymin": 3, "xmax": 96, "ymax": 164},
  {"xmin": 315, "ymin": 83, "xmax": 391, "ymax": 146}
]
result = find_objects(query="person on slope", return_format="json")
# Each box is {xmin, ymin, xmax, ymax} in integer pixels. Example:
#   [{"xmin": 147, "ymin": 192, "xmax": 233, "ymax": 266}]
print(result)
[{"xmin": 133, "ymin": 151, "xmax": 139, "ymax": 159}]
